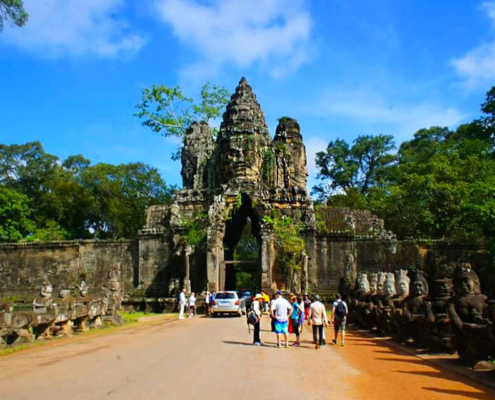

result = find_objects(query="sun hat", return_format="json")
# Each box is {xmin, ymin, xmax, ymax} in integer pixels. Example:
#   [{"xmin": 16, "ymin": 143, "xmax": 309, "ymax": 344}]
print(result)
[{"xmin": 255, "ymin": 293, "xmax": 263, "ymax": 299}]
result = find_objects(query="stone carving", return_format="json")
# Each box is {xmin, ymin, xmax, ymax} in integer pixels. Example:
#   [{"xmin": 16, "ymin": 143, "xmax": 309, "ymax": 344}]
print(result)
[
  {"xmin": 53, "ymin": 289, "xmax": 75, "ymax": 337},
  {"xmin": 398, "ymin": 270, "xmax": 429, "ymax": 345},
  {"xmin": 32, "ymin": 281, "xmax": 57, "ymax": 339},
  {"xmin": 102, "ymin": 267, "xmax": 123, "ymax": 325},
  {"xmin": 376, "ymin": 272, "xmax": 396, "ymax": 335},
  {"xmin": 446, "ymin": 263, "xmax": 492, "ymax": 361}
]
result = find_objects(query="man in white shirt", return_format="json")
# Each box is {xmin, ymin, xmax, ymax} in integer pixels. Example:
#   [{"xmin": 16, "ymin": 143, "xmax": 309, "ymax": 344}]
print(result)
[
  {"xmin": 308, "ymin": 295, "xmax": 329, "ymax": 349},
  {"xmin": 270, "ymin": 290, "xmax": 293, "ymax": 348},
  {"xmin": 179, "ymin": 288, "xmax": 187, "ymax": 320}
]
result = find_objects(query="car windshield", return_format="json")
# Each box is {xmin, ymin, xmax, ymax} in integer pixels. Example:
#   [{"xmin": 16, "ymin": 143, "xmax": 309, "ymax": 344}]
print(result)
[{"xmin": 215, "ymin": 293, "xmax": 236, "ymax": 299}]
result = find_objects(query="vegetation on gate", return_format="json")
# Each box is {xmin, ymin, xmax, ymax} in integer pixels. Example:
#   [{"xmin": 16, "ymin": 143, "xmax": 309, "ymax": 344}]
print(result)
[
  {"xmin": 262, "ymin": 214, "xmax": 305, "ymax": 277},
  {"xmin": 0, "ymin": 142, "xmax": 174, "ymax": 242},
  {"xmin": 180, "ymin": 212, "xmax": 209, "ymax": 246},
  {"xmin": 134, "ymin": 83, "xmax": 230, "ymax": 160}
]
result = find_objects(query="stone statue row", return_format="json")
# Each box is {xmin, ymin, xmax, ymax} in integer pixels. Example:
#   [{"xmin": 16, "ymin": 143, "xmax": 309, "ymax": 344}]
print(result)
[
  {"xmin": 0, "ymin": 278, "xmax": 123, "ymax": 346},
  {"xmin": 344, "ymin": 264, "xmax": 494, "ymax": 362}
]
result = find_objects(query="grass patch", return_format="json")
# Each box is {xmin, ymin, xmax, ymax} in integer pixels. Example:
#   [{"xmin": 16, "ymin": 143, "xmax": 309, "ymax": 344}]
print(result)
[{"xmin": 0, "ymin": 312, "xmax": 180, "ymax": 357}]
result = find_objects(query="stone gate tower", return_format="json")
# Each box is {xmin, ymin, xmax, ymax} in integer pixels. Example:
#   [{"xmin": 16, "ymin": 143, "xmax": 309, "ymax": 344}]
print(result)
[{"xmin": 139, "ymin": 78, "xmax": 396, "ymax": 296}]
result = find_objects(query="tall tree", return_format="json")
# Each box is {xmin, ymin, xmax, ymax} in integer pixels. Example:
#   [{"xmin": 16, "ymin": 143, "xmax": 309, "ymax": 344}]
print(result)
[
  {"xmin": 135, "ymin": 82, "xmax": 230, "ymax": 159},
  {"xmin": 0, "ymin": 0, "xmax": 28, "ymax": 31},
  {"xmin": 313, "ymin": 134, "xmax": 396, "ymax": 199},
  {"xmin": 0, "ymin": 187, "xmax": 34, "ymax": 242}
]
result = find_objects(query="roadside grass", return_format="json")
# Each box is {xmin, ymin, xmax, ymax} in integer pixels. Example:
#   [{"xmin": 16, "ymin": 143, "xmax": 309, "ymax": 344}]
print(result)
[{"xmin": 0, "ymin": 311, "xmax": 179, "ymax": 357}]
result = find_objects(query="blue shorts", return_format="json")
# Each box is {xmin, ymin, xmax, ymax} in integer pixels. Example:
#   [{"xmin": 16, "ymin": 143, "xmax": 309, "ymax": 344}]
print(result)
[{"xmin": 274, "ymin": 320, "xmax": 288, "ymax": 334}]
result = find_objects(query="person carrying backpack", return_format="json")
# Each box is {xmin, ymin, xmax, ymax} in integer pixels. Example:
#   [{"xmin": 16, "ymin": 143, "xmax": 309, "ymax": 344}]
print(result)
[
  {"xmin": 248, "ymin": 294, "xmax": 263, "ymax": 346},
  {"xmin": 332, "ymin": 293, "xmax": 348, "ymax": 346}
]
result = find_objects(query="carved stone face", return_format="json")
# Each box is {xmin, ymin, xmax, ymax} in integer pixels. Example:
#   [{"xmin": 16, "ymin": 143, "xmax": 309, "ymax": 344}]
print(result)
[
  {"xmin": 81, "ymin": 289, "xmax": 88, "ymax": 297},
  {"xmin": 358, "ymin": 281, "xmax": 368, "ymax": 292},
  {"xmin": 384, "ymin": 281, "xmax": 395, "ymax": 296},
  {"xmin": 412, "ymin": 281, "xmax": 426, "ymax": 296},
  {"xmin": 435, "ymin": 280, "xmax": 452, "ymax": 297},
  {"xmin": 40, "ymin": 283, "xmax": 53, "ymax": 298},
  {"xmin": 397, "ymin": 280, "xmax": 409, "ymax": 296},
  {"xmin": 377, "ymin": 282, "xmax": 384, "ymax": 295},
  {"xmin": 455, "ymin": 276, "xmax": 475, "ymax": 296},
  {"xmin": 370, "ymin": 281, "xmax": 377, "ymax": 294},
  {"xmin": 59, "ymin": 289, "xmax": 68, "ymax": 298}
]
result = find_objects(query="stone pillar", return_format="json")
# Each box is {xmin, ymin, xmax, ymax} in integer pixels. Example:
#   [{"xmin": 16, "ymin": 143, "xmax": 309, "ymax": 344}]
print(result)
[
  {"xmin": 184, "ymin": 245, "xmax": 192, "ymax": 293},
  {"xmin": 260, "ymin": 226, "xmax": 274, "ymax": 292}
]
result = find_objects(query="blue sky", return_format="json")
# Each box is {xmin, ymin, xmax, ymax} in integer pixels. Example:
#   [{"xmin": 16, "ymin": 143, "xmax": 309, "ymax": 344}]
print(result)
[{"xmin": 1, "ymin": 0, "xmax": 495, "ymax": 189}]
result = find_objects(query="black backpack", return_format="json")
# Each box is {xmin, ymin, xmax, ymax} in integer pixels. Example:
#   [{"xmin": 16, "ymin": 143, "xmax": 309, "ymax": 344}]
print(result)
[{"xmin": 335, "ymin": 301, "xmax": 347, "ymax": 319}]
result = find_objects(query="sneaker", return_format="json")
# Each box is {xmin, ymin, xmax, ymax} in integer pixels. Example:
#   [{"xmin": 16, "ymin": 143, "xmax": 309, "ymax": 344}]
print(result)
[
  {"xmin": 332, "ymin": 339, "xmax": 337, "ymax": 345},
  {"xmin": 285, "ymin": 343, "xmax": 289, "ymax": 348},
  {"xmin": 341, "ymin": 342, "xmax": 345, "ymax": 347},
  {"xmin": 291, "ymin": 342, "xmax": 299, "ymax": 347}
]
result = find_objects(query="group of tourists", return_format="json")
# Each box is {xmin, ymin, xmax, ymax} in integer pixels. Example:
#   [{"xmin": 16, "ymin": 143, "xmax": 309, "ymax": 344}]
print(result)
[
  {"xmin": 249, "ymin": 291, "xmax": 348, "ymax": 349},
  {"xmin": 178, "ymin": 288, "xmax": 198, "ymax": 319}
]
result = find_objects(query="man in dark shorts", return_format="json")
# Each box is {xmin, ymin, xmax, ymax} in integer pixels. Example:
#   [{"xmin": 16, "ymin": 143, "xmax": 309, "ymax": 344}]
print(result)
[{"xmin": 332, "ymin": 293, "xmax": 348, "ymax": 347}]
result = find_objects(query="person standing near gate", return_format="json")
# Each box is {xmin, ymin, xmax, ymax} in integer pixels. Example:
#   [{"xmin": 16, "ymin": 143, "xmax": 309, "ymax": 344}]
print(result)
[
  {"xmin": 308, "ymin": 295, "xmax": 328, "ymax": 349},
  {"xmin": 332, "ymin": 293, "xmax": 348, "ymax": 346},
  {"xmin": 179, "ymin": 288, "xmax": 187, "ymax": 320},
  {"xmin": 251, "ymin": 294, "xmax": 263, "ymax": 345},
  {"xmin": 270, "ymin": 291, "xmax": 292, "ymax": 348}
]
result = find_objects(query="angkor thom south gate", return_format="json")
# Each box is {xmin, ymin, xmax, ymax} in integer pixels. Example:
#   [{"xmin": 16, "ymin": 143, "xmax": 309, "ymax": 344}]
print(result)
[
  {"xmin": 0, "ymin": 78, "xmax": 489, "ymax": 302},
  {"xmin": 137, "ymin": 78, "xmax": 489, "ymax": 298}
]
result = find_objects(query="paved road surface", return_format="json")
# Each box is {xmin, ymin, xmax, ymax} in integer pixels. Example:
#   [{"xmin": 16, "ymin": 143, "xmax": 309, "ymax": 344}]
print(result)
[{"xmin": 0, "ymin": 316, "xmax": 493, "ymax": 400}]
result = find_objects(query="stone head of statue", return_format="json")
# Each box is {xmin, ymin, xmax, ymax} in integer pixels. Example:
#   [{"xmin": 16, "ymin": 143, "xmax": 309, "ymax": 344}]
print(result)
[
  {"xmin": 79, "ymin": 281, "xmax": 89, "ymax": 297},
  {"xmin": 59, "ymin": 289, "xmax": 69, "ymax": 298},
  {"xmin": 369, "ymin": 273, "xmax": 378, "ymax": 294},
  {"xmin": 453, "ymin": 263, "xmax": 480, "ymax": 296},
  {"xmin": 377, "ymin": 272, "xmax": 386, "ymax": 295},
  {"xmin": 395, "ymin": 269, "xmax": 410, "ymax": 296},
  {"xmin": 40, "ymin": 281, "xmax": 53, "ymax": 298},
  {"xmin": 410, "ymin": 271, "xmax": 429, "ymax": 296},
  {"xmin": 384, "ymin": 273, "xmax": 396, "ymax": 296},
  {"xmin": 357, "ymin": 273, "xmax": 370, "ymax": 292},
  {"xmin": 434, "ymin": 279, "xmax": 453, "ymax": 298}
]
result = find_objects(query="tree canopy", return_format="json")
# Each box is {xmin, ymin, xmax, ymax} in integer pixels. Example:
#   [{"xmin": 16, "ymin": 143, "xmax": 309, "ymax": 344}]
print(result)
[
  {"xmin": 314, "ymin": 86, "xmax": 495, "ymax": 243},
  {"xmin": 0, "ymin": 142, "xmax": 174, "ymax": 242},
  {"xmin": 0, "ymin": 0, "xmax": 28, "ymax": 31},
  {"xmin": 135, "ymin": 82, "xmax": 230, "ymax": 159}
]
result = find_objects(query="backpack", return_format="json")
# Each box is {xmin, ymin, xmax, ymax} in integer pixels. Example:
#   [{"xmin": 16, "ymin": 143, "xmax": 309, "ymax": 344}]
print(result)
[{"xmin": 335, "ymin": 301, "xmax": 347, "ymax": 319}]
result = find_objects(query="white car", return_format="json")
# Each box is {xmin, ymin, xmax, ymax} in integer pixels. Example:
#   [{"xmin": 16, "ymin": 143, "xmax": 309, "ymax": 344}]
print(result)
[{"xmin": 211, "ymin": 291, "xmax": 242, "ymax": 317}]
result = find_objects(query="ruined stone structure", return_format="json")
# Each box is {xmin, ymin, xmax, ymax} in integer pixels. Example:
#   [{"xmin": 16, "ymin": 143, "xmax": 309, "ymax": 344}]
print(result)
[{"xmin": 139, "ymin": 78, "xmax": 402, "ymax": 295}]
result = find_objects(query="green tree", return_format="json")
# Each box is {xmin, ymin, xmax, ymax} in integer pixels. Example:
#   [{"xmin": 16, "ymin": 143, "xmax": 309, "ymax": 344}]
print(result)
[
  {"xmin": 81, "ymin": 162, "xmax": 174, "ymax": 238},
  {"xmin": 135, "ymin": 82, "xmax": 230, "ymax": 159},
  {"xmin": 314, "ymin": 134, "xmax": 396, "ymax": 200},
  {"xmin": 0, "ymin": 186, "xmax": 34, "ymax": 242},
  {"xmin": 0, "ymin": 0, "xmax": 28, "ymax": 31}
]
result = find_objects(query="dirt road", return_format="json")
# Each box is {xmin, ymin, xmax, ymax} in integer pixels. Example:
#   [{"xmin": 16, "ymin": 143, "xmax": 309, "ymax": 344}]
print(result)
[{"xmin": 0, "ymin": 316, "xmax": 493, "ymax": 400}]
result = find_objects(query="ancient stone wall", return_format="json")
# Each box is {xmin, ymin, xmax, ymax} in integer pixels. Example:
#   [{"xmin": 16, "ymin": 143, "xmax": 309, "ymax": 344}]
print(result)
[{"xmin": 0, "ymin": 241, "xmax": 137, "ymax": 302}]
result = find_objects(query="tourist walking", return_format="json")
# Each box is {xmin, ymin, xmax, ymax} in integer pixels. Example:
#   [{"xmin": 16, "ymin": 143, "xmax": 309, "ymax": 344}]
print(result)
[
  {"xmin": 179, "ymin": 288, "xmax": 187, "ymax": 320},
  {"xmin": 290, "ymin": 295, "xmax": 302, "ymax": 347},
  {"xmin": 189, "ymin": 292, "xmax": 196, "ymax": 317},
  {"xmin": 270, "ymin": 291, "xmax": 293, "ymax": 348},
  {"xmin": 252, "ymin": 294, "xmax": 263, "ymax": 346},
  {"xmin": 204, "ymin": 290, "xmax": 210, "ymax": 316},
  {"xmin": 209, "ymin": 291, "xmax": 216, "ymax": 316},
  {"xmin": 332, "ymin": 293, "xmax": 348, "ymax": 346},
  {"xmin": 298, "ymin": 295, "xmax": 305, "ymax": 333},
  {"xmin": 308, "ymin": 295, "xmax": 328, "ymax": 349}
]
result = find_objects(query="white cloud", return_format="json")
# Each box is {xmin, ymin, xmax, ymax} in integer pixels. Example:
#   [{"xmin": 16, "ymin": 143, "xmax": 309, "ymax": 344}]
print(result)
[
  {"xmin": 154, "ymin": 0, "xmax": 313, "ymax": 78},
  {"xmin": 309, "ymin": 88, "xmax": 467, "ymax": 142},
  {"xmin": 1, "ymin": 0, "xmax": 145, "ymax": 58},
  {"xmin": 452, "ymin": 1, "xmax": 495, "ymax": 87}
]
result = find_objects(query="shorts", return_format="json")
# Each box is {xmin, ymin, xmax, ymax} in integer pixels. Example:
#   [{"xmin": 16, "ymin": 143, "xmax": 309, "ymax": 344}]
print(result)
[
  {"xmin": 274, "ymin": 320, "xmax": 288, "ymax": 334},
  {"xmin": 334, "ymin": 317, "xmax": 346, "ymax": 332},
  {"xmin": 291, "ymin": 319, "xmax": 300, "ymax": 335}
]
